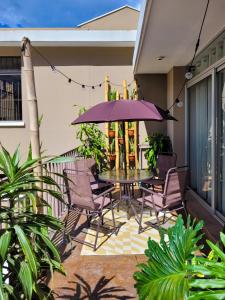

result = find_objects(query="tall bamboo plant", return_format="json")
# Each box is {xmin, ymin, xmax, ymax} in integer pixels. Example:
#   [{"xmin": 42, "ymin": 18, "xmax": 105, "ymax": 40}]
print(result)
[{"xmin": 0, "ymin": 146, "xmax": 65, "ymax": 299}]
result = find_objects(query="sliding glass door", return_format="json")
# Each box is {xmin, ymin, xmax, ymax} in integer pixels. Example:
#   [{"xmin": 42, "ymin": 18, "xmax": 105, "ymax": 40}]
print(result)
[
  {"xmin": 217, "ymin": 69, "xmax": 225, "ymax": 215},
  {"xmin": 189, "ymin": 77, "xmax": 212, "ymax": 204}
]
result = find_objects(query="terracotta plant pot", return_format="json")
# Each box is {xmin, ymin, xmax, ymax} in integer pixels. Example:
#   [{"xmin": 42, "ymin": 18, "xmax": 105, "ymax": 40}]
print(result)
[
  {"xmin": 129, "ymin": 154, "xmax": 135, "ymax": 161},
  {"xmin": 109, "ymin": 154, "xmax": 116, "ymax": 161},
  {"xmin": 128, "ymin": 129, "xmax": 134, "ymax": 137},
  {"xmin": 108, "ymin": 130, "xmax": 115, "ymax": 138},
  {"xmin": 118, "ymin": 137, "xmax": 124, "ymax": 144}
]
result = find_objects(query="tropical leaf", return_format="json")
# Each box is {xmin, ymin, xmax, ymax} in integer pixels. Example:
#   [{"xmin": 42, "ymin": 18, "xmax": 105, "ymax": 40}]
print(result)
[
  {"xmin": 18, "ymin": 261, "xmax": 33, "ymax": 300},
  {"xmin": 14, "ymin": 225, "xmax": 38, "ymax": 278},
  {"xmin": 0, "ymin": 146, "xmax": 65, "ymax": 298},
  {"xmin": 0, "ymin": 231, "xmax": 11, "ymax": 263},
  {"xmin": 134, "ymin": 215, "xmax": 204, "ymax": 300}
]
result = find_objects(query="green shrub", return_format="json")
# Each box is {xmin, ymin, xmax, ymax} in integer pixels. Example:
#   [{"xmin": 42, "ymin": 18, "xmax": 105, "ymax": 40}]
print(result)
[
  {"xmin": 0, "ymin": 146, "xmax": 65, "ymax": 299},
  {"xmin": 75, "ymin": 107, "xmax": 108, "ymax": 170},
  {"xmin": 144, "ymin": 133, "xmax": 172, "ymax": 171}
]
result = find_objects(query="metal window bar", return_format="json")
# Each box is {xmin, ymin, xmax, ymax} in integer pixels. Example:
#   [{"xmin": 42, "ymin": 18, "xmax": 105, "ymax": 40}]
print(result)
[{"xmin": 0, "ymin": 75, "xmax": 22, "ymax": 121}]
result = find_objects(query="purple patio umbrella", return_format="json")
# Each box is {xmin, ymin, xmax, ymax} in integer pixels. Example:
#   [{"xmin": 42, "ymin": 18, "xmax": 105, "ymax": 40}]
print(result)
[{"xmin": 72, "ymin": 99, "xmax": 175, "ymax": 170}]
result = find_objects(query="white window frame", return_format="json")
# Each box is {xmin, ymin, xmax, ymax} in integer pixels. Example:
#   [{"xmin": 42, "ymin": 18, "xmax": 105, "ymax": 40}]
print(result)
[{"xmin": 0, "ymin": 69, "xmax": 24, "ymax": 127}]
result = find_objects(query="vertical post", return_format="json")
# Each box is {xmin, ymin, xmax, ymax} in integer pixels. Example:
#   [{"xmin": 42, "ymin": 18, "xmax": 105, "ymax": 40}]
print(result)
[
  {"xmin": 104, "ymin": 75, "xmax": 110, "ymax": 154},
  {"xmin": 133, "ymin": 80, "xmax": 139, "ymax": 169},
  {"xmin": 115, "ymin": 90, "xmax": 120, "ymax": 170},
  {"xmin": 123, "ymin": 80, "xmax": 129, "ymax": 170},
  {"xmin": 21, "ymin": 37, "xmax": 41, "ymax": 163},
  {"xmin": 21, "ymin": 37, "xmax": 42, "ymax": 212}
]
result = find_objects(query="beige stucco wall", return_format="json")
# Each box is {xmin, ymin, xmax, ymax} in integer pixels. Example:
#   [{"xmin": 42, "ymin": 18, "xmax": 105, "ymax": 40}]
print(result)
[
  {"xmin": 167, "ymin": 67, "xmax": 185, "ymax": 165},
  {"xmin": 0, "ymin": 46, "xmax": 134, "ymax": 158},
  {"xmin": 78, "ymin": 7, "xmax": 139, "ymax": 30},
  {"xmin": 135, "ymin": 74, "xmax": 167, "ymax": 143}
]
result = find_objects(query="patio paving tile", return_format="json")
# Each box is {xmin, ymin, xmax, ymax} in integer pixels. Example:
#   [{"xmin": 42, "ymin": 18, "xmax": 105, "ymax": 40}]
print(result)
[{"xmin": 52, "ymin": 254, "xmax": 146, "ymax": 299}]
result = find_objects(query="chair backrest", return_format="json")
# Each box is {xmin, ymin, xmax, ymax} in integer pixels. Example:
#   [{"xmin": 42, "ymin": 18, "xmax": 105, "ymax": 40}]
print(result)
[
  {"xmin": 157, "ymin": 153, "xmax": 177, "ymax": 179},
  {"xmin": 63, "ymin": 169, "xmax": 95, "ymax": 210},
  {"xmin": 163, "ymin": 166, "xmax": 188, "ymax": 207},
  {"xmin": 74, "ymin": 158, "xmax": 97, "ymax": 183}
]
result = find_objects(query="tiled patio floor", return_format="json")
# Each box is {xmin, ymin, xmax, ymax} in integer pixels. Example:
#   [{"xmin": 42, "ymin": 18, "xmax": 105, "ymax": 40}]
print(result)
[
  {"xmin": 51, "ymin": 193, "xmax": 173, "ymax": 299},
  {"xmin": 53, "ymin": 253, "xmax": 145, "ymax": 299},
  {"xmin": 51, "ymin": 190, "xmax": 223, "ymax": 299}
]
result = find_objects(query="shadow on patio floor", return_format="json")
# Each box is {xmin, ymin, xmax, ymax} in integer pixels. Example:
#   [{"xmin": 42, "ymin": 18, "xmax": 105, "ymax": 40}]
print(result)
[{"xmin": 55, "ymin": 274, "xmax": 134, "ymax": 299}]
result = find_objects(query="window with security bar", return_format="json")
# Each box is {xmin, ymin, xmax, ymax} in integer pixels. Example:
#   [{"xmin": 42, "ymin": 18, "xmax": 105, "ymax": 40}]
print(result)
[{"xmin": 0, "ymin": 57, "xmax": 22, "ymax": 121}]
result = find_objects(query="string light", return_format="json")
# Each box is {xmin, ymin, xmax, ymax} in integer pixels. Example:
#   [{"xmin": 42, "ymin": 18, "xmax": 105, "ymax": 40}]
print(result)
[
  {"xmin": 28, "ymin": 44, "xmax": 135, "ymax": 91},
  {"xmin": 167, "ymin": 0, "xmax": 209, "ymax": 112}
]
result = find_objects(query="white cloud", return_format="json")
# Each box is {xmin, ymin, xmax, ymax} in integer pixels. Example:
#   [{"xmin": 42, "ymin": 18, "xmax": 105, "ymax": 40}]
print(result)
[{"xmin": 0, "ymin": 1, "xmax": 28, "ymax": 27}]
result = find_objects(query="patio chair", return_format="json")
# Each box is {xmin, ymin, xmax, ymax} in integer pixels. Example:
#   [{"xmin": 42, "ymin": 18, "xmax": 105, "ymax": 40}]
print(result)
[
  {"xmin": 74, "ymin": 158, "xmax": 113, "ymax": 193},
  {"xmin": 63, "ymin": 169, "xmax": 117, "ymax": 251},
  {"xmin": 137, "ymin": 166, "xmax": 188, "ymax": 233},
  {"xmin": 141, "ymin": 152, "xmax": 177, "ymax": 191}
]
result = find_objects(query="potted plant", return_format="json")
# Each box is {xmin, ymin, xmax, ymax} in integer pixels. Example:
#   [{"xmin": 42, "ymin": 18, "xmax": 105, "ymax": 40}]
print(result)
[
  {"xmin": 144, "ymin": 133, "xmax": 172, "ymax": 171},
  {"xmin": 0, "ymin": 146, "xmax": 65, "ymax": 298},
  {"xmin": 109, "ymin": 89, "xmax": 117, "ymax": 101},
  {"xmin": 109, "ymin": 138, "xmax": 116, "ymax": 161},
  {"xmin": 118, "ymin": 125, "xmax": 124, "ymax": 144},
  {"xmin": 128, "ymin": 121, "xmax": 134, "ymax": 137},
  {"xmin": 75, "ymin": 107, "xmax": 108, "ymax": 170},
  {"xmin": 109, "ymin": 122, "xmax": 115, "ymax": 138},
  {"xmin": 129, "ymin": 139, "xmax": 135, "ymax": 161}
]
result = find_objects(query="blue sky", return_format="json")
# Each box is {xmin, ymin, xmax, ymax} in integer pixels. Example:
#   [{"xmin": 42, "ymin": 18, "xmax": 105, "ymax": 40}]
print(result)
[{"xmin": 0, "ymin": 0, "xmax": 142, "ymax": 28}]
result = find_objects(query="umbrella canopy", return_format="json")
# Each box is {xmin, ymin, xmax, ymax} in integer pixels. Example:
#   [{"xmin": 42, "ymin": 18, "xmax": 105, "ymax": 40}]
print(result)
[
  {"xmin": 71, "ymin": 99, "xmax": 173, "ymax": 125},
  {"xmin": 72, "ymin": 99, "xmax": 176, "ymax": 171}
]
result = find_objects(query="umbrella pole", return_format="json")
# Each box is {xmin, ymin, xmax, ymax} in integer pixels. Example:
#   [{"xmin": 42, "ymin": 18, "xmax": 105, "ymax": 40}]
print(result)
[{"xmin": 122, "ymin": 121, "xmax": 127, "ymax": 172}]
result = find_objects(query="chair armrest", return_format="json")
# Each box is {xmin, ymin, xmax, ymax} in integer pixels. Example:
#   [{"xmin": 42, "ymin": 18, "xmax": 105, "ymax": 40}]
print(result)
[
  {"xmin": 140, "ymin": 186, "xmax": 163, "ymax": 197},
  {"xmin": 93, "ymin": 187, "xmax": 115, "ymax": 200}
]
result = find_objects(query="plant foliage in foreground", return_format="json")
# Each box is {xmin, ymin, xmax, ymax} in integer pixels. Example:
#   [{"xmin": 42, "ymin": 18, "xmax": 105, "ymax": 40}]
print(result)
[
  {"xmin": 0, "ymin": 146, "xmax": 65, "ymax": 299},
  {"xmin": 134, "ymin": 215, "xmax": 225, "ymax": 300}
]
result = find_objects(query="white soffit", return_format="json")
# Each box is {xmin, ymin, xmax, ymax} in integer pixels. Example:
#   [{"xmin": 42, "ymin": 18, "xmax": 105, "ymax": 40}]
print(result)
[
  {"xmin": 0, "ymin": 29, "xmax": 137, "ymax": 47},
  {"xmin": 134, "ymin": 0, "xmax": 225, "ymax": 74}
]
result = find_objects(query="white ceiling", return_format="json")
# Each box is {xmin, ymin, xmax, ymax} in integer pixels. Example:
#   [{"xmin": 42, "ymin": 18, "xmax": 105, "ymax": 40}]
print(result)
[{"xmin": 134, "ymin": 0, "xmax": 225, "ymax": 74}]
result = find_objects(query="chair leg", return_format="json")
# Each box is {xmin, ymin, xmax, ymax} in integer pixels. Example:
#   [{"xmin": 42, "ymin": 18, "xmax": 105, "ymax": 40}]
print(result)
[
  {"xmin": 110, "ymin": 199, "xmax": 116, "ymax": 231},
  {"xmin": 94, "ymin": 213, "xmax": 101, "ymax": 251},
  {"xmin": 138, "ymin": 200, "xmax": 145, "ymax": 234},
  {"xmin": 118, "ymin": 186, "xmax": 122, "ymax": 212},
  {"xmin": 183, "ymin": 202, "xmax": 188, "ymax": 219},
  {"xmin": 162, "ymin": 211, "xmax": 166, "ymax": 224},
  {"xmin": 155, "ymin": 211, "xmax": 160, "ymax": 227}
]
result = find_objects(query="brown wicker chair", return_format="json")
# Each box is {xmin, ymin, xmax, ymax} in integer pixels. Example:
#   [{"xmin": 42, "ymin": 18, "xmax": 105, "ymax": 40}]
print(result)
[
  {"xmin": 64, "ymin": 169, "xmax": 117, "ymax": 251},
  {"xmin": 137, "ymin": 166, "xmax": 188, "ymax": 233}
]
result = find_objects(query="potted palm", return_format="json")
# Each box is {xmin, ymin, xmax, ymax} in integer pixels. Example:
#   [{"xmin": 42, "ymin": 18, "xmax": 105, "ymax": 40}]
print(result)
[
  {"xmin": 109, "ymin": 122, "xmax": 115, "ymax": 138},
  {"xmin": 0, "ymin": 146, "xmax": 65, "ymax": 299},
  {"xmin": 129, "ymin": 139, "xmax": 135, "ymax": 161},
  {"xmin": 118, "ymin": 125, "xmax": 124, "ymax": 144},
  {"xmin": 109, "ymin": 138, "xmax": 116, "ymax": 161},
  {"xmin": 128, "ymin": 121, "xmax": 134, "ymax": 137}
]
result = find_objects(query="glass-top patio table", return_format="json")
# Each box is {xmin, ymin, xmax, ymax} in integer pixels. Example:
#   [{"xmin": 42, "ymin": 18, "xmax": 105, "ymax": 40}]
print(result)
[
  {"xmin": 99, "ymin": 169, "xmax": 153, "ymax": 184},
  {"xmin": 99, "ymin": 169, "xmax": 153, "ymax": 221}
]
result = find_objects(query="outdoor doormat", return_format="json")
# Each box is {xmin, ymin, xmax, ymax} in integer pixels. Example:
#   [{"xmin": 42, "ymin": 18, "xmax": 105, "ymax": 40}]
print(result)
[{"xmin": 80, "ymin": 202, "xmax": 177, "ymax": 256}]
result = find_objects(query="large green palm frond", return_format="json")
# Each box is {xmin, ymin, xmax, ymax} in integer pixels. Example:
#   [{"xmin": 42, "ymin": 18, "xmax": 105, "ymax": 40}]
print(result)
[
  {"xmin": 134, "ymin": 215, "xmax": 204, "ymax": 300},
  {"xmin": 187, "ymin": 232, "xmax": 225, "ymax": 300}
]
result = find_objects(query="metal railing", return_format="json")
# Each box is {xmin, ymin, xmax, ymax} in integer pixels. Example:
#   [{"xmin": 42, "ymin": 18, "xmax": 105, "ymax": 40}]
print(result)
[{"xmin": 43, "ymin": 149, "xmax": 80, "ymax": 220}]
